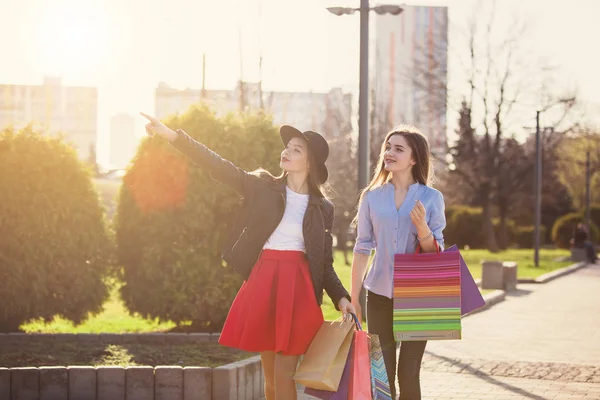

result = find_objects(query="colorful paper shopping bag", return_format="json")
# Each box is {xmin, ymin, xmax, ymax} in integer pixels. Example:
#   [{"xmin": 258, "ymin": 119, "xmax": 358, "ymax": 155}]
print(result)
[
  {"xmin": 369, "ymin": 334, "xmax": 392, "ymax": 400},
  {"xmin": 445, "ymin": 245, "xmax": 486, "ymax": 316},
  {"xmin": 393, "ymin": 248, "xmax": 462, "ymax": 341},
  {"xmin": 349, "ymin": 323, "xmax": 372, "ymax": 399},
  {"xmin": 304, "ymin": 340, "xmax": 354, "ymax": 399},
  {"xmin": 294, "ymin": 318, "xmax": 355, "ymax": 391}
]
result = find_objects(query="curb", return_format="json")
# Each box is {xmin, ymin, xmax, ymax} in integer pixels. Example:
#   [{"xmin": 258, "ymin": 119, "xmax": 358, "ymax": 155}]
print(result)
[
  {"xmin": 0, "ymin": 356, "xmax": 264, "ymax": 400},
  {"xmin": 517, "ymin": 261, "xmax": 588, "ymax": 284},
  {"xmin": 475, "ymin": 262, "xmax": 588, "ymax": 287},
  {"xmin": 0, "ymin": 332, "xmax": 220, "ymax": 345},
  {"xmin": 463, "ymin": 290, "xmax": 506, "ymax": 317}
]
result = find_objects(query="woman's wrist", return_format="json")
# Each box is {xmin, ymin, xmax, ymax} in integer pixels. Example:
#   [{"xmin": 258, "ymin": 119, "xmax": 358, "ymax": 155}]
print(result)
[
  {"xmin": 416, "ymin": 222, "xmax": 431, "ymax": 239},
  {"xmin": 338, "ymin": 297, "xmax": 350, "ymax": 308}
]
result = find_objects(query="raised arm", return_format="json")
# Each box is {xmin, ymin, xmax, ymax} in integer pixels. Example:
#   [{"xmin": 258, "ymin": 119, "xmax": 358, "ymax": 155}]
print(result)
[{"xmin": 141, "ymin": 112, "xmax": 254, "ymax": 196}]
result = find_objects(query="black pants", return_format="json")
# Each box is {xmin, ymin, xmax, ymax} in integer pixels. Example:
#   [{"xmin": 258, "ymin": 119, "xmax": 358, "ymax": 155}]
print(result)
[{"xmin": 367, "ymin": 290, "xmax": 427, "ymax": 400}]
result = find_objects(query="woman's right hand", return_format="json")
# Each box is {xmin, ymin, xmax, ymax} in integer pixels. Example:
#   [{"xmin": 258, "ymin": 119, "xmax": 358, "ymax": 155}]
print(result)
[{"xmin": 140, "ymin": 112, "xmax": 178, "ymax": 142}]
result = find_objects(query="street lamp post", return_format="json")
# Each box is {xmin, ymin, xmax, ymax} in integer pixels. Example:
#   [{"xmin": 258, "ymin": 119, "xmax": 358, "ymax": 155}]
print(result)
[
  {"xmin": 328, "ymin": 2, "xmax": 404, "ymax": 320},
  {"xmin": 327, "ymin": 1, "xmax": 404, "ymax": 193},
  {"xmin": 534, "ymin": 111, "xmax": 541, "ymax": 267},
  {"xmin": 586, "ymin": 149, "xmax": 591, "ymax": 228}
]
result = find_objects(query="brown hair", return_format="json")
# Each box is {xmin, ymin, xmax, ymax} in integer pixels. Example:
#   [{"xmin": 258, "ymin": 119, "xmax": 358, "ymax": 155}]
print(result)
[{"xmin": 353, "ymin": 125, "xmax": 433, "ymax": 225}]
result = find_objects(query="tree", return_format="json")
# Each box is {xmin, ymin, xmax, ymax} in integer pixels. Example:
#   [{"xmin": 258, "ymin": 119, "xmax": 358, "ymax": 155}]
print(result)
[
  {"xmin": 443, "ymin": 100, "xmax": 479, "ymax": 206},
  {"xmin": 324, "ymin": 91, "xmax": 357, "ymax": 265},
  {"xmin": 115, "ymin": 104, "xmax": 281, "ymax": 332},
  {"xmin": 0, "ymin": 126, "xmax": 113, "ymax": 331},
  {"xmin": 416, "ymin": 1, "xmax": 577, "ymax": 251},
  {"xmin": 556, "ymin": 129, "xmax": 600, "ymax": 210},
  {"xmin": 495, "ymin": 137, "xmax": 530, "ymax": 248}
]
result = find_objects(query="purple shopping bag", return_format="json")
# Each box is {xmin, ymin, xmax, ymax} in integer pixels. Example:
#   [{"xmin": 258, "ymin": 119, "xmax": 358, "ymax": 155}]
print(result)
[
  {"xmin": 445, "ymin": 245, "xmax": 486, "ymax": 316},
  {"xmin": 304, "ymin": 340, "xmax": 354, "ymax": 399}
]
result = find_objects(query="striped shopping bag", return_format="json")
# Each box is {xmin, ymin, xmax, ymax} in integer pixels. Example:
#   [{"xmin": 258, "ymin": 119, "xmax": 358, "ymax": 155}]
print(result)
[
  {"xmin": 393, "ymin": 245, "xmax": 462, "ymax": 341},
  {"xmin": 369, "ymin": 334, "xmax": 392, "ymax": 400}
]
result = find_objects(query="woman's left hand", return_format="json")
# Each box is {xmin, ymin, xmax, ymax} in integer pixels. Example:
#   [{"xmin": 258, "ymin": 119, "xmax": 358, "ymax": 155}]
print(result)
[
  {"xmin": 410, "ymin": 200, "xmax": 427, "ymax": 229},
  {"xmin": 338, "ymin": 297, "xmax": 356, "ymax": 320}
]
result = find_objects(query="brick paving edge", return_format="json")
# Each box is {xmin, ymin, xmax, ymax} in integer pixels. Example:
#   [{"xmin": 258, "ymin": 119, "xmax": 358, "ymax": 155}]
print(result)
[{"xmin": 1, "ymin": 355, "xmax": 265, "ymax": 400}]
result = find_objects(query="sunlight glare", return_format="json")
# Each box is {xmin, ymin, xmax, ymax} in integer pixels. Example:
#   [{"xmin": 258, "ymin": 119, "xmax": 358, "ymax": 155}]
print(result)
[{"xmin": 38, "ymin": 5, "xmax": 109, "ymax": 77}]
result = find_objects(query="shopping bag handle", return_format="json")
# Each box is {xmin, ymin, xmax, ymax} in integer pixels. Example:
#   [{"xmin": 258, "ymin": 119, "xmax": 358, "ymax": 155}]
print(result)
[
  {"xmin": 349, "ymin": 313, "xmax": 363, "ymax": 331},
  {"xmin": 415, "ymin": 239, "xmax": 440, "ymax": 255}
]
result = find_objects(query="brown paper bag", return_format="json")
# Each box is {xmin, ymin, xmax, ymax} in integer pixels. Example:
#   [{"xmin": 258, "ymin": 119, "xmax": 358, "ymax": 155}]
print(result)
[{"xmin": 293, "ymin": 318, "xmax": 355, "ymax": 391}]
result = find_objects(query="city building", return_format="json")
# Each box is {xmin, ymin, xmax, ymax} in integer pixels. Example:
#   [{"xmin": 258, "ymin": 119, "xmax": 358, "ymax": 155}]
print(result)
[
  {"xmin": 371, "ymin": 5, "xmax": 449, "ymax": 155},
  {"xmin": 0, "ymin": 76, "xmax": 97, "ymax": 160},
  {"xmin": 154, "ymin": 81, "xmax": 353, "ymax": 139}
]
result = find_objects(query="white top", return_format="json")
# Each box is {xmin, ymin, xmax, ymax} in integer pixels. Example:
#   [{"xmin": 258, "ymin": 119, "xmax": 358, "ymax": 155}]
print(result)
[{"xmin": 263, "ymin": 186, "xmax": 309, "ymax": 252}]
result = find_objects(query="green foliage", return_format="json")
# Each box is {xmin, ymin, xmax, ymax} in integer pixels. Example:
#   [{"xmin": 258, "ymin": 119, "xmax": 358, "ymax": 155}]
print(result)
[
  {"xmin": 552, "ymin": 212, "xmax": 599, "ymax": 248},
  {"xmin": 115, "ymin": 105, "xmax": 281, "ymax": 332},
  {"xmin": 0, "ymin": 127, "xmax": 113, "ymax": 332},
  {"xmin": 556, "ymin": 135, "xmax": 600, "ymax": 210},
  {"xmin": 585, "ymin": 204, "xmax": 600, "ymax": 231},
  {"xmin": 444, "ymin": 205, "xmax": 484, "ymax": 248},
  {"xmin": 445, "ymin": 205, "xmax": 546, "ymax": 249},
  {"xmin": 512, "ymin": 225, "xmax": 547, "ymax": 249}
]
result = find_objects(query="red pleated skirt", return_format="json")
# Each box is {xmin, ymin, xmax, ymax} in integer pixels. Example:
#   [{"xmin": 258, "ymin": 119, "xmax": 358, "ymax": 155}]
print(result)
[{"xmin": 219, "ymin": 249, "xmax": 324, "ymax": 355}]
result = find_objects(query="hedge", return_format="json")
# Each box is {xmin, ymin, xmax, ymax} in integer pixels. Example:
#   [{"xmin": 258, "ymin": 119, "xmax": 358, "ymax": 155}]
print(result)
[
  {"xmin": 115, "ymin": 105, "xmax": 281, "ymax": 332},
  {"xmin": 512, "ymin": 225, "xmax": 547, "ymax": 249},
  {"xmin": 0, "ymin": 127, "xmax": 113, "ymax": 332},
  {"xmin": 444, "ymin": 206, "xmax": 484, "ymax": 248},
  {"xmin": 444, "ymin": 205, "xmax": 545, "ymax": 249}
]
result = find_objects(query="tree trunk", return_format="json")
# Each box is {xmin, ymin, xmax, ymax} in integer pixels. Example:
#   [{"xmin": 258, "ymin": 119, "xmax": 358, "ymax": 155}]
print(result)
[
  {"xmin": 482, "ymin": 193, "xmax": 499, "ymax": 252},
  {"xmin": 498, "ymin": 213, "xmax": 509, "ymax": 250}
]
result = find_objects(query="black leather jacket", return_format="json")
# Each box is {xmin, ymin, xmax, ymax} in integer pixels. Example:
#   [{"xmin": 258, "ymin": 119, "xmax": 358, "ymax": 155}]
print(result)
[{"xmin": 171, "ymin": 130, "xmax": 351, "ymax": 309}]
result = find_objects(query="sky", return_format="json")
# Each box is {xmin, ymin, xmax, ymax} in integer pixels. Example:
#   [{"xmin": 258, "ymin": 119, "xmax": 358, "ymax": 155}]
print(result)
[{"xmin": 1, "ymin": 0, "xmax": 599, "ymax": 164}]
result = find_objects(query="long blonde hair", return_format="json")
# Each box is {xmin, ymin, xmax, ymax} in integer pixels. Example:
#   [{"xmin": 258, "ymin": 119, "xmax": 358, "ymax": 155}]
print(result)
[{"xmin": 353, "ymin": 126, "xmax": 433, "ymax": 226}]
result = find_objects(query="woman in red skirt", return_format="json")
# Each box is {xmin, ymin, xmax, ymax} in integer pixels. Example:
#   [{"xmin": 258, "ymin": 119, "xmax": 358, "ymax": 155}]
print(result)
[{"xmin": 142, "ymin": 113, "xmax": 355, "ymax": 399}]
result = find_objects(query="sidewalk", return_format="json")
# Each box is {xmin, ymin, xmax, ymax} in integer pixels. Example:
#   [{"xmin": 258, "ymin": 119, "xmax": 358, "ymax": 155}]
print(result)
[{"xmin": 294, "ymin": 262, "xmax": 600, "ymax": 399}]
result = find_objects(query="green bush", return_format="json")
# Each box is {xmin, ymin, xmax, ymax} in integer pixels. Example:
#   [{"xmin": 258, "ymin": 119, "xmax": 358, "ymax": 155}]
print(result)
[
  {"xmin": 444, "ymin": 206, "xmax": 484, "ymax": 248},
  {"xmin": 552, "ymin": 212, "xmax": 599, "ymax": 248},
  {"xmin": 115, "ymin": 105, "xmax": 281, "ymax": 332},
  {"xmin": 445, "ymin": 205, "xmax": 526, "ymax": 249},
  {"xmin": 0, "ymin": 127, "xmax": 113, "ymax": 332},
  {"xmin": 512, "ymin": 225, "xmax": 547, "ymax": 248}
]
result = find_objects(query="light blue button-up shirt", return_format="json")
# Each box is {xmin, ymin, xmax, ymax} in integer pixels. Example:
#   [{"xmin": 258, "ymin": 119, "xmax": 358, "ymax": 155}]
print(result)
[{"xmin": 353, "ymin": 182, "xmax": 446, "ymax": 299}]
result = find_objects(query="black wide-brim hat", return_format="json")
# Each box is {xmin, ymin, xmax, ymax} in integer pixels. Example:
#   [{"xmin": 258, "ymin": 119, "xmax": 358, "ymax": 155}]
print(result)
[{"xmin": 280, "ymin": 125, "xmax": 329, "ymax": 184}]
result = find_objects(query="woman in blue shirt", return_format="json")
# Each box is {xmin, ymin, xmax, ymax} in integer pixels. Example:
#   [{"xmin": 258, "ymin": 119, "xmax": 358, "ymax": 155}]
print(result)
[{"xmin": 351, "ymin": 126, "xmax": 446, "ymax": 400}]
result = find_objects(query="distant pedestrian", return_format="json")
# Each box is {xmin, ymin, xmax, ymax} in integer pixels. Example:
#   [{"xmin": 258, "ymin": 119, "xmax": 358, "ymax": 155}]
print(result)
[{"xmin": 573, "ymin": 222, "xmax": 597, "ymax": 263}]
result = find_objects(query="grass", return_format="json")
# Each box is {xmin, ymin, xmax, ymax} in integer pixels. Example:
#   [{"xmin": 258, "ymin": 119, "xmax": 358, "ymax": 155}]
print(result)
[
  {"xmin": 458, "ymin": 248, "xmax": 572, "ymax": 280},
  {"xmin": 0, "ymin": 340, "xmax": 250, "ymax": 368},
  {"xmin": 22, "ymin": 280, "xmax": 177, "ymax": 334},
  {"xmin": 21, "ymin": 249, "xmax": 573, "ymax": 334},
  {"xmin": 320, "ymin": 248, "xmax": 572, "ymax": 321}
]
